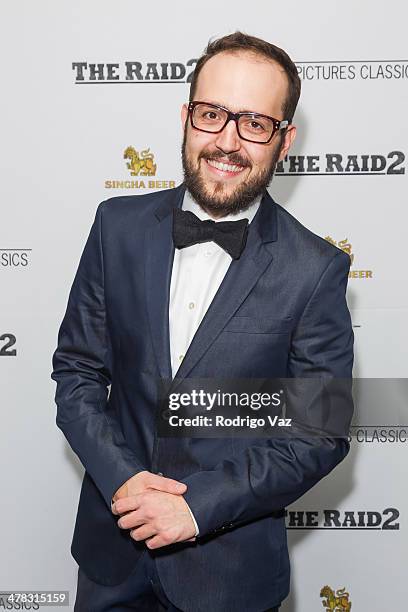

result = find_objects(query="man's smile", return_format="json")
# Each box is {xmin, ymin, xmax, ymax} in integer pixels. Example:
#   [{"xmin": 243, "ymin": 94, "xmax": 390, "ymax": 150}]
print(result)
[{"xmin": 203, "ymin": 157, "xmax": 249, "ymax": 178}]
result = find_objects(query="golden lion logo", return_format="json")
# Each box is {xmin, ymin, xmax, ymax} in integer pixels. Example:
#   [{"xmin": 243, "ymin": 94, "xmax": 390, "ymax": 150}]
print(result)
[
  {"xmin": 124, "ymin": 146, "xmax": 157, "ymax": 176},
  {"xmin": 320, "ymin": 585, "xmax": 352, "ymax": 611},
  {"xmin": 324, "ymin": 236, "xmax": 354, "ymax": 265}
]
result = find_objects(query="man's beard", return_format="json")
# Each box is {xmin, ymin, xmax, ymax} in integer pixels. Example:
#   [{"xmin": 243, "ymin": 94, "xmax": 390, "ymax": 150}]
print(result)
[{"xmin": 181, "ymin": 128, "xmax": 282, "ymax": 217}]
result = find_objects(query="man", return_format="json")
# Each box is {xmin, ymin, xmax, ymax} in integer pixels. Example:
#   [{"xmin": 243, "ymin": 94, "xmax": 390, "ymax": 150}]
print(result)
[{"xmin": 51, "ymin": 32, "xmax": 353, "ymax": 611}]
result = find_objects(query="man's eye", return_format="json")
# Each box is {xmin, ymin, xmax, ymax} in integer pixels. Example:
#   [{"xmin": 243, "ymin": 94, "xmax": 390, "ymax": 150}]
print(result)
[
  {"xmin": 241, "ymin": 117, "xmax": 270, "ymax": 134},
  {"xmin": 204, "ymin": 111, "xmax": 219, "ymax": 120}
]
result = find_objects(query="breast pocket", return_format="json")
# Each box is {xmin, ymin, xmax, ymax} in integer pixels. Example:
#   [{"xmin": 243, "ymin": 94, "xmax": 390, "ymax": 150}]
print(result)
[{"xmin": 223, "ymin": 316, "xmax": 294, "ymax": 334}]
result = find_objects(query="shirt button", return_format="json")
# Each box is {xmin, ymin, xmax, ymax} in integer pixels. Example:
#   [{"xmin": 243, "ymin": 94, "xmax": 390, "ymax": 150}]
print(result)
[
  {"xmin": 188, "ymin": 302, "xmax": 195, "ymax": 310},
  {"xmin": 179, "ymin": 354, "xmax": 184, "ymax": 361}
]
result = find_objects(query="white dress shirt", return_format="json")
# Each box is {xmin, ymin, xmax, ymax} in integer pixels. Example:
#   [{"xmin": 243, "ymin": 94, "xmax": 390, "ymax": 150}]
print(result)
[{"xmin": 169, "ymin": 189, "xmax": 262, "ymax": 535}]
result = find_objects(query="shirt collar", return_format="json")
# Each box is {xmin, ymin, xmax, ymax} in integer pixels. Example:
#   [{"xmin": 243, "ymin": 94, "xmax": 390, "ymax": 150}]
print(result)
[{"xmin": 182, "ymin": 189, "xmax": 262, "ymax": 225}]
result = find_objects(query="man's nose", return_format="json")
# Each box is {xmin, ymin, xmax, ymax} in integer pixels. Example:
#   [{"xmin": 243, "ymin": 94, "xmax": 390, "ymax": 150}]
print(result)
[{"xmin": 214, "ymin": 119, "xmax": 241, "ymax": 153}]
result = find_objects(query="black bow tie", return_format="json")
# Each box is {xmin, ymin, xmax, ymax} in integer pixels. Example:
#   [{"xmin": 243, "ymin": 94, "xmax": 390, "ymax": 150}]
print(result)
[{"xmin": 172, "ymin": 208, "xmax": 249, "ymax": 260}]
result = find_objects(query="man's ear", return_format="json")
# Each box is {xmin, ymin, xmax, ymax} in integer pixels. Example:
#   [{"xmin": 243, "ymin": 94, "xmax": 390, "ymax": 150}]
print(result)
[
  {"xmin": 181, "ymin": 103, "xmax": 189, "ymax": 129},
  {"xmin": 278, "ymin": 125, "xmax": 297, "ymax": 161}
]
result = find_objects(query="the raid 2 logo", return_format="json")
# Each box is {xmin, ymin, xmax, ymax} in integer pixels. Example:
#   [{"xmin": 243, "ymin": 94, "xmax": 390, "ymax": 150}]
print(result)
[
  {"xmin": 72, "ymin": 60, "xmax": 197, "ymax": 83},
  {"xmin": 276, "ymin": 151, "xmax": 405, "ymax": 175},
  {"xmin": 286, "ymin": 507, "xmax": 400, "ymax": 529}
]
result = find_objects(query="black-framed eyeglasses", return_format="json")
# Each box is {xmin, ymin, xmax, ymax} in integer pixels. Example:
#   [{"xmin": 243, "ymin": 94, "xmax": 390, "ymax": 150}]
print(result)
[{"xmin": 188, "ymin": 100, "xmax": 289, "ymax": 144}]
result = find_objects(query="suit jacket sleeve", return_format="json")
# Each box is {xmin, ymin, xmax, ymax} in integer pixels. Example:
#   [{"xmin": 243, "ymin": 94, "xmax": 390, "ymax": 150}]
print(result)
[
  {"xmin": 182, "ymin": 250, "xmax": 354, "ymax": 537},
  {"xmin": 51, "ymin": 202, "xmax": 145, "ymax": 509}
]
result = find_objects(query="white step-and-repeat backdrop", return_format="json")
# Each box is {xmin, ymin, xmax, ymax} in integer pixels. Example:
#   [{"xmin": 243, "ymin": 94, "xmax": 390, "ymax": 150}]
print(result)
[{"xmin": 1, "ymin": 1, "xmax": 407, "ymax": 610}]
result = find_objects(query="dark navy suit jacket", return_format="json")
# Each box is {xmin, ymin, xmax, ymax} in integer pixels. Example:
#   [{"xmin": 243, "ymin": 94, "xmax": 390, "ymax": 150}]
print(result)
[{"xmin": 51, "ymin": 183, "xmax": 353, "ymax": 612}]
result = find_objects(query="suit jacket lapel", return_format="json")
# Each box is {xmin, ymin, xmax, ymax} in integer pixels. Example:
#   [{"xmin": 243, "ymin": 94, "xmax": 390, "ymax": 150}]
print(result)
[{"xmin": 144, "ymin": 183, "xmax": 278, "ymax": 384}]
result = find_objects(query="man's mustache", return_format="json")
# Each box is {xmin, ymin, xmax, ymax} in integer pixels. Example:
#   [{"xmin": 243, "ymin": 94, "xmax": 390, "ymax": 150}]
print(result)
[{"xmin": 199, "ymin": 150, "xmax": 251, "ymax": 169}]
